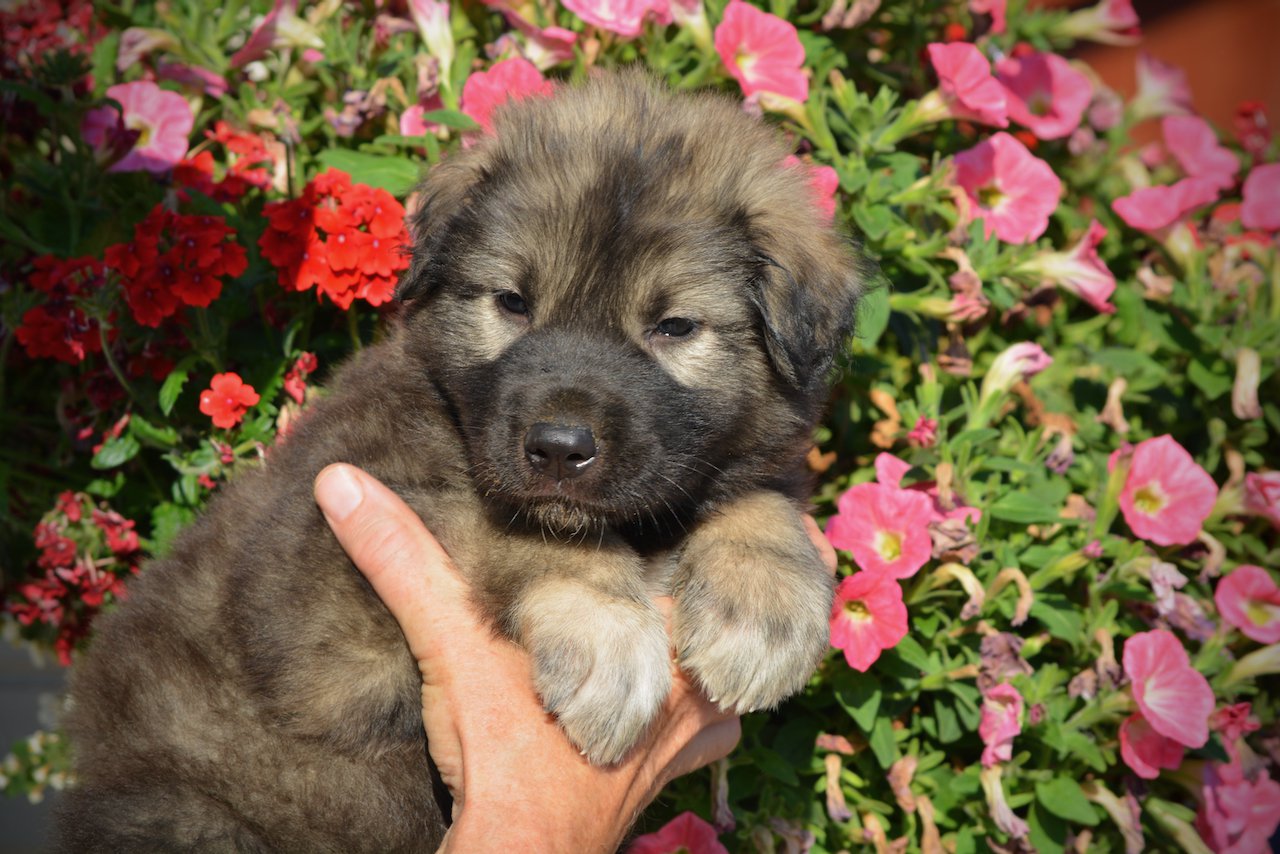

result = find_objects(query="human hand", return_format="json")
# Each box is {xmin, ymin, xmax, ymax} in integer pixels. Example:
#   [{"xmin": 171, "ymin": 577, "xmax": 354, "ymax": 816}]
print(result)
[{"xmin": 315, "ymin": 464, "xmax": 833, "ymax": 851}]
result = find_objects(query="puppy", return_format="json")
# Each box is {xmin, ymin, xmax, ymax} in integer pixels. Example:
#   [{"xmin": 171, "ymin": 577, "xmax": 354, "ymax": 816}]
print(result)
[{"xmin": 56, "ymin": 71, "xmax": 864, "ymax": 851}]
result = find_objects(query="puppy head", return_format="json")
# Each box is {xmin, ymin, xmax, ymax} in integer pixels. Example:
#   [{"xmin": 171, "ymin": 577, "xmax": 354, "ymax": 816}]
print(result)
[{"xmin": 398, "ymin": 72, "xmax": 864, "ymax": 534}]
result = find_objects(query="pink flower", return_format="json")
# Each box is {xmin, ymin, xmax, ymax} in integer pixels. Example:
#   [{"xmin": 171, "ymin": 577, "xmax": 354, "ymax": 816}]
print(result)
[
  {"xmin": 460, "ymin": 58, "xmax": 555, "ymax": 134},
  {"xmin": 628, "ymin": 811, "xmax": 729, "ymax": 854},
  {"xmin": 1132, "ymin": 52, "xmax": 1193, "ymax": 122},
  {"xmin": 1215, "ymin": 566, "xmax": 1280, "ymax": 644},
  {"xmin": 1244, "ymin": 472, "xmax": 1280, "ymax": 528},
  {"xmin": 1197, "ymin": 762, "xmax": 1280, "ymax": 854},
  {"xmin": 969, "ymin": 0, "xmax": 1006, "ymax": 34},
  {"xmin": 82, "ymin": 81, "xmax": 193, "ymax": 174},
  {"xmin": 229, "ymin": 0, "xmax": 323, "ymax": 68},
  {"xmin": 1112, "ymin": 177, "xmax": 1221, "ymax": 232},
  {"xmin": 155, "ymin": 62, "xmax": 228, "ymax": 98},
  {"xmin": 827, "ymin": 481, "xmax": 934, "ymax": 579},
  {"xmin": 1016, "ymin": 219, "xmax": 1116, "ymax": 313},
  {"xmin": 1123, "ymin": 629, "xmax": 1214, "ymax": 749},
  {"xmin": 1241, "ymin": 163, "xmax": 1280, "ymax": 231},
  {"xmin": 979, "ymin": 342, "xmax": 1053, "ymax": 404},
  {"xmin": 409, "ymin": 0, "xmax": 454, "ymax": 77},
  {"xmin": 922, "ymin": 42, "xmax": 1008, "ymax": 128},
  {"xmin": 908, "ymin": 416, "xmax": 938, "ymax": 448},
  {"xmin": 829, "ymin": 572, "xmax": 909, "ymax": 672},
  {"xmin": 996, "ymin": 52, "xmax": 1092, "ymax": 140},
  {"xmin": 1056, "ymin": 0, "xmax": 1140, "ymax": 45},
  {"xmin": 952, "ymin": 132, "xmax": 1061, "ymax": 243},
  {"xmin": 714, "ymin": 0, "xmax": 808, "ymax": 103},
  {"xmin": 1113, "ymin": 435, "xmax": 1217, "ymax": 546},
  {"xmin": 1164, "ymin": 115, "xmax": 1239, "ymax": 191},
  {"xmin": 979, "ymin": 683, "xmax": 1023, "ymax": 767},
  {"xmin": 1119, "ymin": 713, "xmax": 1185, "ymax": 779},
  {"xmin": 783, "ymin": 156, "xmax": 838, "ymax": 222},
  {"xmin": 872, "ymin": 453, "xmax": 981, "ymax": 528},
  {"xmin": 563, "ymin": 0, "xmax": 670, "ymax": 38},
  {"xmin": 511, "ymin": 21, "xmax": 578, "ymax": 71}
]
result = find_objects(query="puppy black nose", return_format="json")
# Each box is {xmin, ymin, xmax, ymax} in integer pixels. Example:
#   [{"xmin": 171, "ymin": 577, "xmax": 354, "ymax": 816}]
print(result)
[{"xmin": 524, "ymin": 423, "xmax": 597, "ymax": 480}]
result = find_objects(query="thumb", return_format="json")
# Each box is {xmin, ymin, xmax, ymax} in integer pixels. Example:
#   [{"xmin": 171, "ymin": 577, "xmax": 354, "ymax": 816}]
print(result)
[{"xmin": 314, "ymin": 463, "xmax": 471, "ymax": 661}]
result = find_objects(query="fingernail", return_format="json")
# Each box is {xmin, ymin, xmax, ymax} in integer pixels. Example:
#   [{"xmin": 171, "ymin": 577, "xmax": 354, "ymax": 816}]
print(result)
[{"xmin": 316, "ymin": 465, "xmax": 363, "ymax": 522}]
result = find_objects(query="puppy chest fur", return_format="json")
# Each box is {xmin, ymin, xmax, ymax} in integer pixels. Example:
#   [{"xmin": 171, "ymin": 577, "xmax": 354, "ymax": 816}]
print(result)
[{"xmin": 56, "ymin": 72, "xmax": 864, "ymax": 851}]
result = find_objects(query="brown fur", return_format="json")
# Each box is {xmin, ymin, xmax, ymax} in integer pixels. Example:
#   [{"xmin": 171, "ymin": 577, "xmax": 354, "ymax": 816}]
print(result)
[{"xmin": 56, "ymin": 72, "xmax": 864, "ymax": 851}]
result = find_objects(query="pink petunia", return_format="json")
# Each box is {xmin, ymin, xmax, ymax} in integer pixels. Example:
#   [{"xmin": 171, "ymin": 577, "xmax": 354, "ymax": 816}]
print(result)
[
  {"xmin": 1244, "ymin": 471, "xmax": 1280, "ymax": 528},
  {"xmin": 628, "ymin": 811, "xmax": 729, "ymax": 854},
  {"xmin": 829, "ymin": 572, "xmax": 909, "ymax": 672},
  {"xmin": 1112, "ymin": 435, "xmax": 1217, "ymax": 546},
  {"xmin": 1119, "ymin": 713, "xmax": 1185, "ymax": 780},
  {"xmin": 979, "ymin": 683, "xmax": 1023, "ymax": 767},
  {"xmin": 460, "ymin": 58, "xmax": 555, "ymax": 134},
  {"xmin": 1016, "ymin": 219, "xmax": 1116, "ymax": 313},
  {"xmin": 82, "ymin": 81, "xmax": 193, "ymax": 174},
  {"xmin": 1056, "ymin": 0, "xmax": 1140, "ymax": 45},
  {"xmin": 969, "ymin": 0, "xmax": 1006, "ymax": 33},
  {"xmin": 952, "ymin": 132, "xmax": 1061, "ymax": 243},
  {"xmin": 1131, "ymin": 52, "xmax": 1193, "ymax": 121},
  {"xmin": 873, "ymin": 453, "xmax": 981, "ymax": 528},
  {"xmin": 1112, "ymin": 177, "xmax": 1221, "ymax": 232},
  {"xmin": 996, "ymin": 51, "xmax": 1092, "ymax": 140},
  {"xmin": 714, "ymin": 0, "xmax": 808, "ymax": 103},
  {"xmin": 980, "ymin": 342, "xmax": 1053, "ymax": 405},
  {"xmin": 409, "ymin": 0, "xmax": 454, "ymax": 75},
  {"xmin": 1123, "ymin": 629, "xmax": 1214, "ymax": 749},
  {"xmin": 563, "ymin": 0, "xmax": 670, "ymax": 39},
  {"xmin": 228, "ymin": 0, "xmax": 323, "ymax": 68},
  {"xmin": 1215, "ymin": 566, "xmax": 1280, "ymax": 645},
  {"xmin": 1197, "ymin": 761, "xmax": 1280, "ymax": 854},
  {"xmin": 923, "ymin": 42, "xmax": 1008, "ymax": 128},
  {"xmin": 826, "ymin": 481, "xmax": 934, "ymax": 579},
  {"xmin": 1241, "ymin": 163, "xmax": 1280, "ymax": 231},
  {"xmin": 1164, "ymin": 115, "xmax": 1239, "ymax": 191}
]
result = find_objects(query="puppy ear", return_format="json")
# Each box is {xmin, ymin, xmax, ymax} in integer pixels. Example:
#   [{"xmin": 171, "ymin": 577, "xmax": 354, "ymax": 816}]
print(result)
[
  {"xmin": 750, "ymin": 237, "xmax": 867, "ymax": 391},
  {"xmin": 395, "ymin": 153, "xmax": 488, "ymax": 302}
]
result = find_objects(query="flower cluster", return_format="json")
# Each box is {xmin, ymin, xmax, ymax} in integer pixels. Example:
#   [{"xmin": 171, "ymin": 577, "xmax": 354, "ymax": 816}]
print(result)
[
  {"xmin": 14, "ymin": 256, "xmax": 109, "ymax": 364},
  {"xmin": 259, "ymin": 169, "xmax": 411, "ymax": 309}
]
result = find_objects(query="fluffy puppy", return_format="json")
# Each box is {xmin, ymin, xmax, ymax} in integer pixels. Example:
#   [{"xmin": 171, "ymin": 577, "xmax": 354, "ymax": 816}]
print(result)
[{"xmin": 56, "ymin": 71, "xmax": 864, "ymax": 851}]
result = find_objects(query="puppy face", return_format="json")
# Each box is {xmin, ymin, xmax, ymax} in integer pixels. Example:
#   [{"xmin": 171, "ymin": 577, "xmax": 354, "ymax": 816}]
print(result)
[{"xmin": 398, "ymin": 73, "xmax": 864, "ymax": 535}]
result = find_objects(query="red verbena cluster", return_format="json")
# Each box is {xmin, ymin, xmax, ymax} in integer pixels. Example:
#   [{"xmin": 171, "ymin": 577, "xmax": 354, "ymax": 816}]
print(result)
[
  {"xmin": 0, "ymin": 0, "xmax": 101, "ymax": 77},
  {"xmin": 283, "ymin": 352, "xmax": 319, "ymax": 404},
  {"xmin": 15, "ymin": 255, "xmax": 110, "ymax": 364},
  {"xmin": 174, "ymin": 121, "xmax": 279, "ymax": 203},
  {"xmin": 103, "ymin": 205, "xmax": 248, "ymax": 327},
  {"xmin": 259, "ymin": 169, "xmax": 411, "ymax": 310},
  {"xmin": 5, "ymin": 492, "xmax": 139, "ymax": 665}
]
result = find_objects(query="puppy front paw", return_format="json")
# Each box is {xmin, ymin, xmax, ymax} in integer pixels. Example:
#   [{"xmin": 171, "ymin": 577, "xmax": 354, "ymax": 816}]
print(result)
[
  {"xmin": 673, "ymin": 496, "xmax": 834, "ymax": 714},
  {"xmin": 517, "ymin": 581, "xmax": 672, "ymax": 765}
]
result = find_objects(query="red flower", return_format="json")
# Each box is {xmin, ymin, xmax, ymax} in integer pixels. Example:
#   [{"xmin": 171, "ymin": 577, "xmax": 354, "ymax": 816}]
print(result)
[
  {"xmin": 1215, "ymin": 566, "xmax": 1280, "ymax": 644},
  {"xmin": 91, "ymin": 508, "xmax": 140, "ymax": 555},
  {"xmin": 1119, "ymin": 713, "xmax": 1185, "ymax": 779},
  {"xmin": 826, "ymin": 481, "xmax": 934, "ymax": 579},
  {"xmin": 829, "ymin": 571, "xmax": 908, "ymax": 672},
  {"xmin": 714, "ymin": 0, "xmax": 809, "ymax": 104},
  {"xmin": 996, "ymin": 51, "xmax": 1092, "ymax": 140},
  {"xmin": 1234, "ymin": 101, "xmax": 1272, "ymax": 159},
  {"xmin": 907, "ymin": 416, "xmax": 938, "ymax": 448},
  {"xmin": 1112, "ymin": 435, "xmax": 1217, "ymax": 546},
  {"xmin": 922, "ymin": 42, "xmax": 1008, "ymax": 128},
  {"xmin": 953, "ymin": 132, "xmax": 1061, "ymax": 244},
  {"xmin": 15, "ymin": 256, "xmax": 109, "ymax": 364},
  {"xmin": 627, "ymin": 811, "xmax": 729, "ymax": 854},
  {"xmin": 199, "ymin": 372, "xmax": 260, "ymax": 429},
  {"xmin": 1241, "ymin": 163, "xmax": 1280, "ymax": 232},
  {"xmin": 979, "ymin": 683, "xmax": 1023, "ymax": 767},
  {"xmin": 460, "ymin": 58, "xmax": 555, "ymax": 134},
  {"xmin": 283, "ymin": 352, "xmax": 318, "ymax": 404},
  {"xmin": 1123, "ymin": 629, "xmax": 1214, "ymax": 749}
]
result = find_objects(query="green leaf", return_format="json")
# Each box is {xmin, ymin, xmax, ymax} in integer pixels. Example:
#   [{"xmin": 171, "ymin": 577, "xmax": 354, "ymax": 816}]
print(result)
[
  {"xmin": 868, "ymin": 715, "xmax": 898, "ymax": 769},
  {"xmin": 1031, "ymin": 593, "xmax": 1085, "ymax": 642},
  {"xmin": 315, "ymin": 149, "xmax": 422, "ymax": 196},
  {"xmin": 159, "ymin": 359, "xmax": 195, "ymax": 416},
  {"xmin": 935, "ymin": 698, "xmax": 962, "ymax": 743},
  {"xmin": 834, "ymin": 672, "xmax": 881, "ymax": 732},
  {"xmin": 419, "ymin": 108, "xmax": 480, "ymax": 131},
  {"xmin": 892, "ymin": 635, "xmax": 933, "ymax": 672},
  {"xmin": 91, "ymin": 434, "xmax": 140, "ymax": 470},
  {"xmin": 150, "ymin": 502, "xmax": 196, "ymax": 557},
  {"xmin": 1028, "ymin": 802, "xmax": 1068, "ymax": 854},
  {"xmin": 84, "ymin": 473, "xmax": 124, "ymax": 498},
  {"xmin": 1187, "ymin": 357, "xmax": 1232, "ymax": 400},
  {"xmin": 854, "ymin": 282, "xmax": 891, "ymax": 346},
  {"xmin": 1036, "ymin": 778, "xmax": 1099, "ymax": 826},
  {"xmin": 129, "ymin": 415, "xmax": 180, "ymax": 448},
  {"xmin": 749, "ymin": 747, "xmax": 799, "ymax": 785},
  {"xmin": 988, "ymin": 491, "xmax": 1061, "ymax": 524}
]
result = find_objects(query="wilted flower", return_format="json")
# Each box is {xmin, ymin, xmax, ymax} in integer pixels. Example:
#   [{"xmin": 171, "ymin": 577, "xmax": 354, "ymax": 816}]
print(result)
[
  {"xmin": 460, "ymin": 58, "xmax": 555, "ymax": 133},
  {"xmin": 829, "ymin": 571, "xmax": 909, "ymax": 672},
  {"xmin": 1241, "ymin": 162, "xmax": 1280, "ymax": 231},
  {"xmin": 1232, "ymin": 348, "xmax": 1263, "ymax": 420},
  {"xmin": 1164, "ymin": 115, "xmax": 1239, "ymax": 191},
  {"xmin": 980, "ymin": 765, "xmax": 1029, "ymax": 839},
  {"xmin": 825, "ymin": 753, "xmax": 852, "ymax": 821},
  {"xmin": 1130, "ymin": 52, "xmax": 1193, "ymax": 122},
  {"xmin": 1119, "ymin": 713, "xmax": 1184, "ymax": 780},
  {"xmin": 1112, "ymin": 177, "xmax": 1220, "ymax": 232},
  {"xmin": 1215, "ymin": 565, "xmax": 1280, "ymax": 644},
  {"xmin": 1054, "ymin": 0, "xmax": 1140, "ymax": 45},
  {"xmin": 1015, "ymin": 219, "xmax": 1116, "ymax": 313},
  {"xmin": 82, "ymin": 81, "xmax": 193, "ymax": 174},
  {"xmin": 979, "ymin": 342, "xmax": 1053, "ymax": 409},
  {"xmin": 1113, "ymin": 435, "xmax": 1217, "ymax": 546},
  {"xmin": 714, "ymin": 0, "xmax": 808, "ymax": 103},
  {"xmin": 199, "ymin": 373, "xmax": 261, "ymax": 430},
  {"xmin": 1244, "ymin": 472, "xmax": 1280, "ymax": 528},
  {"xmin": 978, "ymin": 683, "xmax": 1023, "ymax": 767},
  {"xmin": 953, "ymin": 133, "xmax": 1061, "ymax": 244},
  {"xmin": 1147, "ymin": 559, "xmax": 1187, "ymax": 618},
  {"xmin": 996, "ymin": 52, "xmax": 1092, "ymax": 140},
  {"xmin": 1123, "ymin": 629, "xmax": 1214, "ymax": 749},
  {"xmin": 915, "ymin": 42, "xmax": 1008, "ymax": 128},
  {"xmin": 628, "ymin": 811, "xmax": 729, "ymax": 854}
]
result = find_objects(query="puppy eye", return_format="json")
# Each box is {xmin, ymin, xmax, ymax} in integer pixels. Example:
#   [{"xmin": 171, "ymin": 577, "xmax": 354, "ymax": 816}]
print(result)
[
  {"xmin": 655, "ymin": 317, "xmax": 696, "ymax": 338},
  {"xmin": 497, "ymin": 291, "xmax": 529, "ymax": 316}
]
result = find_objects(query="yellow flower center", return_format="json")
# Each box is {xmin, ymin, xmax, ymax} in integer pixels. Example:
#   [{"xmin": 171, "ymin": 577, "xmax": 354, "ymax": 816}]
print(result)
[
  {"xmin": 1246, "ymin": 600, "xmax": 1279, "ymax": 628},
  {"xmin": 126, "ymin": 116, "xmax": 153, "ymax": 147},
  {"xmin": 978, "ymin": 185, "xmax": 1006, "ymax": 210},
  {"xmin": 874, "ymin": 530, "xmax": 903, "ymax": 562},
  {"xmin": 1133, "ymin": 482, "xmax": 1167, "ymax": 515},
  {"xmin": 844, "ymin": 600, "xmax": 871, "ymax": 622}
]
